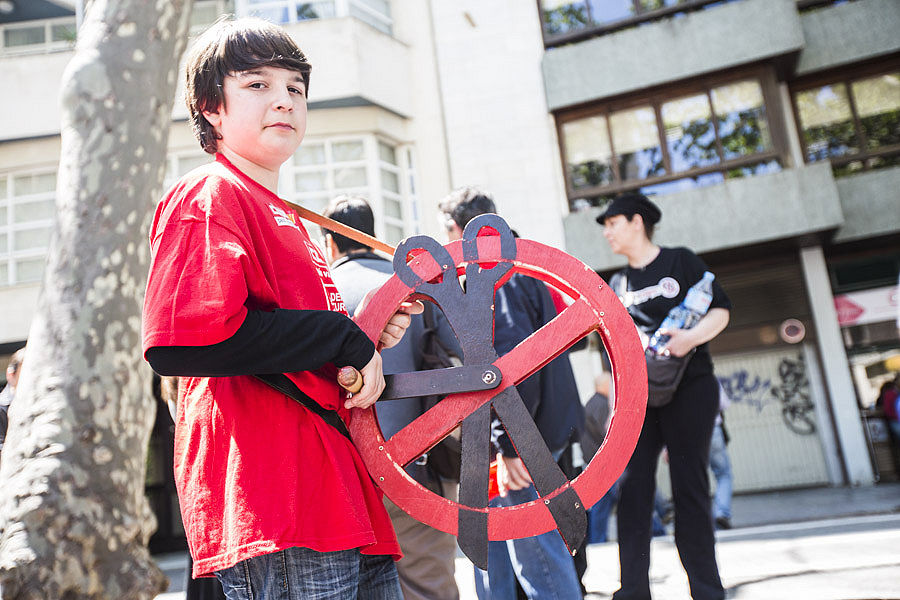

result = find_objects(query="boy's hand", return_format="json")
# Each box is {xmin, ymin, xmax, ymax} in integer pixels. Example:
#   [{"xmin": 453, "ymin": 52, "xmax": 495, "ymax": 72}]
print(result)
[
  {"xmin": 356, "ymin": 291, "xmax": 424, "ymax": 349},
  {"xmin": 380, "ymin": 300, "xmax": 424, "ymax": 348},
  {"xmin": 344, "ymin": 351, "xmax": 385, "ymax": 410}
]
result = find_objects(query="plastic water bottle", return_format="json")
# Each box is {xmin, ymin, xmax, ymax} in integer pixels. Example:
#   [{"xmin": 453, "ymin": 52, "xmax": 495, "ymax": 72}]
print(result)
[{"xmin": 647, "ymin": 271, "xmax": 715, "ymax": 356}]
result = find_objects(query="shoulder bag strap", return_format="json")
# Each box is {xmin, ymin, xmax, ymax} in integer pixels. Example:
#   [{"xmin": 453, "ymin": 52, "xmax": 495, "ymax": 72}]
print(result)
[{"xmin": 255, "ymin": 373, "xmax": 352, "ymax": 441}]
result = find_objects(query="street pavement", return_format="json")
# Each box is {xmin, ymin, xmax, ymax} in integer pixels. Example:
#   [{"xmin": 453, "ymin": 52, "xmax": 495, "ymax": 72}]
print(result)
[
  {"xmin": 580, "ymin": 513, "xmax": 900, "ymax": 599},
  {"xmin": 155, "ymin": 483, "xmax": 900, "ymax": 599}
]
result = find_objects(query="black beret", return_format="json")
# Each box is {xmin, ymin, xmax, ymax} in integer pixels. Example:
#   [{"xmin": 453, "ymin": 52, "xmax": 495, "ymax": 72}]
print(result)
[{"xmin": 596, "ymin": 192, "xmax": 661, "ymax": 226}]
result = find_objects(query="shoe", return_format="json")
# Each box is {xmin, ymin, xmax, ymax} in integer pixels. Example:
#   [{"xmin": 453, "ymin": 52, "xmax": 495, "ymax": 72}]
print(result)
[{"xmin": 715, "ymin": 516, "xmax": 732, "ymax": 530}]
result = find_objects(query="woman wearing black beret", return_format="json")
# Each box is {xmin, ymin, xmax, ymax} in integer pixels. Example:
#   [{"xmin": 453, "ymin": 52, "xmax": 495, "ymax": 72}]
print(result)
[{"xmin": 598, "ymin": 192, "xmax": 731, "ymax": 600}]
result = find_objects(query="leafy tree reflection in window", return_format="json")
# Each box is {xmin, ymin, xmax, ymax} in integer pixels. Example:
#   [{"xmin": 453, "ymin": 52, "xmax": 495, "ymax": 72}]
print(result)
[
  {"xmin": 541, "ymin": 0, "xmax": 693, "ymax": 38},
  {"xmin": 853, "ymin": 76, "xmax": 900, "ymax": 150},
  {"xmin": 663, "ymin": 92, "xmax": 719, "ymax": 172},
  {"xmin": 563, "ymin": 116, "xmax": 615, "ymax": 189},
  {"xmin": 542, "ymin": 1, "xmax": 591, "ymax": 36},
  {"xmin": 561, "ymin": 78, "xmax": 777, "ymax": 202},
  {"xmin": 611, "ymin": 106, "xmax": 665, "ymax": 181},
  {"xmin": 796, "ymin": 85, "xmax": 859, "ymax": 161},
  {"xmin": 713, "ymin": 80, "xmax": 772, "ymax": 159},
  {"xmin": 795, "ymin": 72, "xmax": 900, "ymax": 175}
]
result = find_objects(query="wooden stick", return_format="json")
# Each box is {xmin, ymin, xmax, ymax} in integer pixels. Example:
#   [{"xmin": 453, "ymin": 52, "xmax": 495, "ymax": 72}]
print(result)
[
  {"xmin": 338, "ymin": 366, "xmax": 364, "ymax": 394},
  {"xmin": 284, "ymin": 199, "xmax": 396, "ymax": 256},
  {"xmin": 283, "ymin": 200, "xmax": 395, "ymax": 397}
]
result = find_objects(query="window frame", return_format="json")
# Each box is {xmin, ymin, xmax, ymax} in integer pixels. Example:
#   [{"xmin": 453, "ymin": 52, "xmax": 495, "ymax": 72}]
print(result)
[
  {"xmin": 555, "ymin": 65, "xmax": 787, "ymax": 203},
  {"xmin": 789, "ymin": 58, "xmax": 900, "ymax": 175},
  {"xmin": 190, "ymin": 0, "xmax": 235, "ymax": 35},
  {"xmin": 0, "ymin": 16, "xmax": 77, "ymax": 56},
  {"xmin": 283, "ymin": 134, "xmax": 416, "ymax": 245},
  {"xmin": 0, "ymin": 167, "xmax": 58, "ymax": 287},
  {"xmin": 163, "ymin": 151, "xmax": 215, "ymax": 189},
  {"xmin": 235, "ymin": 0, "xmax": 393, "ymax": 34}
]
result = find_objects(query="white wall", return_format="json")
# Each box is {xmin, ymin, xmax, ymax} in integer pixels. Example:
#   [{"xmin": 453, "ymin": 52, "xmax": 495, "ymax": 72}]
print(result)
[
  {"xmin": 429, "ymin": 1, "xmax": 569, "ymax": 247},
  {"xmin": 0, "ymin": 285, "xmax": 40, "ymax": 344},
  {"xmin": 0, "ymin": 50, "xmax": 72, "ymax": 141}
]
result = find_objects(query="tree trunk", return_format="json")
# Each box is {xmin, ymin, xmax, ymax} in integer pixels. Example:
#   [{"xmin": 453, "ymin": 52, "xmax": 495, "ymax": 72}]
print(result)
[{"xmin": 0, "ymin": 2, "xmax": 192, "ymax": 598}]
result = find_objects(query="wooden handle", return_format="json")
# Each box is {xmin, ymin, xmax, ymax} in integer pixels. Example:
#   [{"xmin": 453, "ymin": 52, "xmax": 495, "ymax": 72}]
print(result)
[{"xmin": 338, "ymin": 366, "xmax": 363, "ymax": 394}]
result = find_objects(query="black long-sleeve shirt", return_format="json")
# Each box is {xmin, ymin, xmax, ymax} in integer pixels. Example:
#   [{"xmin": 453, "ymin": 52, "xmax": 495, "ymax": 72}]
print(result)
[{"xmin": 146, "ymin": 308, "xmax": 374, "ymax": 378}]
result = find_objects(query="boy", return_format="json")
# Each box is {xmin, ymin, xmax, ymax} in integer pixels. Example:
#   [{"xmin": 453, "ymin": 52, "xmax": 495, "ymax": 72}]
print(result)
[{"xmin": 142, "ymin": 17, "xmax": 417, "ymax": 599}]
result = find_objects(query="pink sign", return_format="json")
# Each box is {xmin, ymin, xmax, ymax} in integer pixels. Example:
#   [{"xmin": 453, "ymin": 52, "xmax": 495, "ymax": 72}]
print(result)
[{"xmin": 834, "ymin": 285, "xmax": 899, "ymax": 327}]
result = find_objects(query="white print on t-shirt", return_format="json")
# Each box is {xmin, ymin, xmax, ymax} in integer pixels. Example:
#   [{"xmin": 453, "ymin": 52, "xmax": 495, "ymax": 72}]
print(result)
[
  {"xmin": 269, "ymin": 204, "xmax": 301, "ymax": 231},
  {"xmin": 305, "ymin": 240, "xmax": 347, "ymax": 314},
  {"xmin": 621, "ymin": 276, "xmax": 680, "ymax": 308}
]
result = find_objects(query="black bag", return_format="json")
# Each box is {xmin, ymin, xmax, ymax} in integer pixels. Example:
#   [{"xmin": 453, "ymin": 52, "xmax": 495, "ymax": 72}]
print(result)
[
  {"xmin": 610, "ymin": 271, "xmax": 695, "ymax": 408},
  {"xmin": 645, "ymin": 348, "xmax": 695, "ymax": 407},
  {"xmin": 419, "ymin": 303, "xmax": 463, "ymax": 481}
]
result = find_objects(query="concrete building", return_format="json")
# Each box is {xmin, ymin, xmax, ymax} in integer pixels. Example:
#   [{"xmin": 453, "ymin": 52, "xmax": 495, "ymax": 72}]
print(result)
[{"xmin": 1, "ymin": 0, "xmax": 898, "ymax": 550}]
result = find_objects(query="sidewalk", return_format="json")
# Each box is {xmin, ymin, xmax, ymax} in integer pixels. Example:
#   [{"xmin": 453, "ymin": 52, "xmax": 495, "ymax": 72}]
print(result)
[
  {"xmin": 154, "ymin": 482, "xmax": 900, "ymax": 599},
  {"xmin": 721, "ymin": 481, "xmax": 900, "ymax": 530}
]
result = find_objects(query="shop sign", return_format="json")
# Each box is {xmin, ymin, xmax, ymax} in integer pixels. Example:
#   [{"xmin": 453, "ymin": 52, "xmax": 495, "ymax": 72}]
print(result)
[{"xmin": 834, "ymin": 285, "xmax": 899, "ymax": 327}]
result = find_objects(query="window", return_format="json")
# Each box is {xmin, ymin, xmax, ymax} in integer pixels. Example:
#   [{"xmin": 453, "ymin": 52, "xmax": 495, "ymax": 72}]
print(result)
[
  {"xmin": 190, "ymin": 0, "xmax": 236, "ymax": 34},
  {"xmin": 286, "ymin": 136, "xmax": 415, "ymax": 245},
  {"xmin": 539, "ymin": 0, "xmax": 725, "ymax": 47},
  {"xmin": 237, "ymin": 0, "xmax": 392, "ymax": 34},
  {"xmin": 0, "ymin": 170, "xmax": 57, "ymax": 286},
  {"xmin": 163, "ymin": 152, "xmax": 214, "ymax": 189},
  {"xmin": 558, "ymin": 73, "xmax": 782, "ymax": 206},
  {"xmin": 793, "ymin": 68, "xmax": 900, "ymax": 177},
  {"xmin": 0, "ymin": 17, "xmax": 76, "ymax": 56},
  {"xmin": 162, "ymin": 139, "xmax": 415, "ymax": 245}
]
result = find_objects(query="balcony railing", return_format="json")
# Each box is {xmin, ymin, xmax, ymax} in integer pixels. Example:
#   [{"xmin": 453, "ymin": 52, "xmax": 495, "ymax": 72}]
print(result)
[{"xmin": 538, "ymin": 0, "xmax": 852, "ymax": 49}]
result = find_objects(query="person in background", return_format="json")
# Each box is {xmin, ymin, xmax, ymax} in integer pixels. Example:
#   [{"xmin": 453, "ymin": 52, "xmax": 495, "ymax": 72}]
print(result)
[
  {"xmin": 439, "ymin": 186, "xmax": 585, "ymax": 600},
  {"xmin": 709, "ymin": 383, "xmax": 734, "ymax": 530},
  {"xmin": 582, "ymin": 372, "xmax": 670, "ymax": 546},
  {"xmin": 582, "ymin": 372, "xmax": 618, "ymax": 545},
  {"xmin": 598, "ymin": 191, "xmax": 731, "ymax": 600},
  {"xmin": 877, "ymin": 375, "xmax": 900, "ymax": 453},
  {"xmin": 322, "ymin": 195, "xmax": 461, "ymax": 600},
  {"xmin": 156, "ymin": 374, "xmax": 227, "ymax": 600},
  {"xmin": 0, "ymin": 346, "xmax": 25, "ymax": 460}
]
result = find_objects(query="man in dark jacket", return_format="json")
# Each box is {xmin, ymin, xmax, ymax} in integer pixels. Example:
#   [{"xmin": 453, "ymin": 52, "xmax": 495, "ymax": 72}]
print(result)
[
  {"xmin": 323, "ymin": 195, "xmax": 462, "ymax": 600},
  {"xmin": 439, "ymin": 186, "xmax": 585, "ymax": 600}
]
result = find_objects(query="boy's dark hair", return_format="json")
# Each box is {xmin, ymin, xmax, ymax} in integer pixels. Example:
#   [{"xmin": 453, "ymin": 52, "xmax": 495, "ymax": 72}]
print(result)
[
  {"xmin": 438, "ymin": 186, "xmax": 497, "ymax": 230},
  {"xmin": 321, "ymin": 195, "xmax": 375, "ymax": 254},
  {"xmin": 185, "ymin": 17, "xmax": 312, "ymax": 154}
]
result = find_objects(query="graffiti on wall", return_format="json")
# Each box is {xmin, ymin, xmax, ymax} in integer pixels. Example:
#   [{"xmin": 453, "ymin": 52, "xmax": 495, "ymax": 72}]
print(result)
[
  {"xmin": 719, "ymin": 370, "xmax": 771, "ymax": 412},
  {"xmin": 771, "ymin": 354, "xmax": 816, "ymax": 435},
  {"xmin": 718, "ymin": 352, "xmax": 816, "ymax": 435}
]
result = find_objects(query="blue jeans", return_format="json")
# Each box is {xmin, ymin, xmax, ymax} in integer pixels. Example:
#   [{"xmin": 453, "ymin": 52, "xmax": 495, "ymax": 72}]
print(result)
[
  {"xmin": 474, "ymin": 485, "xmax": 582, "ymax": 600},
  {"xmin": 215, "ymin": 547, "xmax": 402, "ymax": 600},
  {"xmin": 587, "ymin": 480, "xmax": 619, "ymax": 544},
  {"xmin": 587, "ymin": 480, "xmax": 666, "ymax": 544},
  {"xmin": 709, "ymin": 422, "xmax": 732, "ymax": 521}
]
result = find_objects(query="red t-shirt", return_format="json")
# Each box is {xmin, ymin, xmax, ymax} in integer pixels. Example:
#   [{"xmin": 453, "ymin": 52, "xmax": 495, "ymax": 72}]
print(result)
[{"xmin": 142, "ymin": 154, "xmax": 399, "ymax": 577}]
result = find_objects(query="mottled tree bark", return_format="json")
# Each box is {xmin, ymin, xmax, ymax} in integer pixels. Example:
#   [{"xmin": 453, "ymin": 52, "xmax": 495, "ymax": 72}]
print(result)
[{"xmin": 0, "ymin": 1, "xmax": 191, "ymax": 598}]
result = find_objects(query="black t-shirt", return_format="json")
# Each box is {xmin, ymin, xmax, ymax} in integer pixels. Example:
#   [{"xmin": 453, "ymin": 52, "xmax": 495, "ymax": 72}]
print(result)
[{"xmin": 610, "ymin": 246, "xmax": 731, "ymax": 379}]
